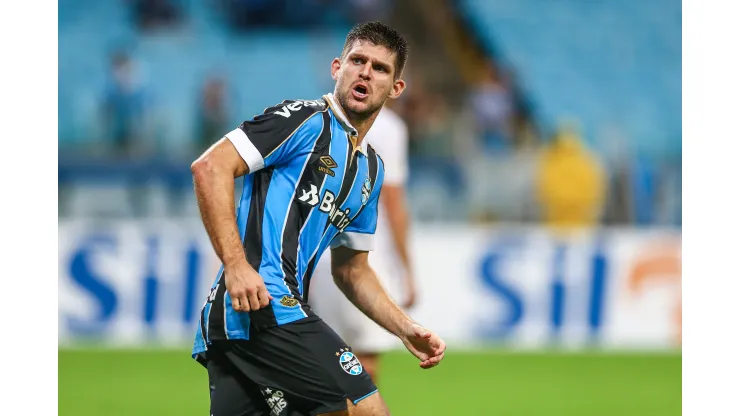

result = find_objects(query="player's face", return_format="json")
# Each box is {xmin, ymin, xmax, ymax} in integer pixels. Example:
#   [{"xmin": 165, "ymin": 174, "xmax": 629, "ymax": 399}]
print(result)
[{"xmin": 331, "ymin": 41, "xmax": 406, "ymax": 119}]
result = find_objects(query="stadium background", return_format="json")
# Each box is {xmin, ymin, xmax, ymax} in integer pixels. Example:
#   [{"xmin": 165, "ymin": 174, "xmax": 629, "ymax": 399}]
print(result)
[{"xmin": 58, "ymin": 0, "xmax": 681, "ymax": 414}]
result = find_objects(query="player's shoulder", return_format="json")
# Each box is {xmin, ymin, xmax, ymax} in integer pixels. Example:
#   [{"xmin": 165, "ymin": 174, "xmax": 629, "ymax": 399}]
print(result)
[{"xmin": 255, "ymin": 98, "xmax": 328, "ymax": 124}]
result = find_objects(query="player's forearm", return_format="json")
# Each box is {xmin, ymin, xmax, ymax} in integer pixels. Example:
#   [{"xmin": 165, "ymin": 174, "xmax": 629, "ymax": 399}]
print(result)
[
  {"xmin": 191, "ymin": 159, "xmax": 247, "ymax": 267},
  {"xmin": 333, "ymin": 263, "xmax": 413, "ymax": 337}
]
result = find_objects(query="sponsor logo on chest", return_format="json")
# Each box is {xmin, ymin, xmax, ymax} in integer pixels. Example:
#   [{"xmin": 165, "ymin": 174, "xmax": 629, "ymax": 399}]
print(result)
[{"xmin": 298, "ymin": 185, "xmax": 352, "ymax": 231}]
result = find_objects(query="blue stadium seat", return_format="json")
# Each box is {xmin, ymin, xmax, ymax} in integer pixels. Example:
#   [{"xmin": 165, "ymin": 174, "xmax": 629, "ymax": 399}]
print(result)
[
  {"xmin": 460, "ymin": 0, "xmax": 681, "ymax": 159},
  {"xmin": 59, "ymin": 0, "xmax": 348, "ymax": 150}
]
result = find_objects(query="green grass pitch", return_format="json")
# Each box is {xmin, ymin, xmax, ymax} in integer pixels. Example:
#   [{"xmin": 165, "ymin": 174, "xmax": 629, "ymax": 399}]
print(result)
[{"xmin": 59, "ymin": 348, "xmax": 680, "ymax": 415}]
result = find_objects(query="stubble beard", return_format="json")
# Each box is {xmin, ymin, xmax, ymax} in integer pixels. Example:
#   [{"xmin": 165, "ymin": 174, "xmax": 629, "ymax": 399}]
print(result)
[{"xmin": 336, "ymin": 84, "xmax": 386, "ymax": 122}]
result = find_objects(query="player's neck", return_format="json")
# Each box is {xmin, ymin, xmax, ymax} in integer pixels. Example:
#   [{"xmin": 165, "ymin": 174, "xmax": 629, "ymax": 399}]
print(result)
[
  {"xmin": 348, "ymin": 112, "xmax": 379, "ymax": 143},
  {"xmin": 338, "ymin": 105, "xmax": 380, "ymax": 143}
]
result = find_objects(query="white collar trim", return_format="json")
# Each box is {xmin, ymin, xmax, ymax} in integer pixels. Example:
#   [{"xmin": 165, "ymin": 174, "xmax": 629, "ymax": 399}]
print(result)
[{"xmin": 324, "ymin": 93, "xmax": 368, "ymax": 155}]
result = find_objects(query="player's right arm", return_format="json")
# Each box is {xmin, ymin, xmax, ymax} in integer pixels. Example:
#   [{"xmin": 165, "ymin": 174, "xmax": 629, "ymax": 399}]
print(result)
[
  {"xmin": 192, "ymin": 139, "xmax": 273, "ymax": 313},
  {"xmin": 192, "ymin": 99, "xmax": 325, "ymax": 312}
]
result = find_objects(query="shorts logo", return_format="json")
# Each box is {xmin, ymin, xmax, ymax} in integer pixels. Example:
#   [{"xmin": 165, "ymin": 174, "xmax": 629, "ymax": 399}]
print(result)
[
  {"xmin": 318, "ymin": 155, "xmax": 337, "ymax": 177},
  {"xmin": 361, "ymin": 177, "xmax": 371, "ymax": 205},
  {"xmin": 261, "ymin": 387, "xmax": 288, "ymax": 415},
  {"xmin": 336, "ymin": 348, "xmax": 363, "ymax": 375},
  {"xmin": 279, "ymin": 295, "xmax": 299, "ymax": 308}
]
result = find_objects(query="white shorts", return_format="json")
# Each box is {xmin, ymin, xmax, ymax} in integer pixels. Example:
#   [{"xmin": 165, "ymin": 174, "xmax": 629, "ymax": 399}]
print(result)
[{"xmin": 308, "ymin": 251, "xmax": 402, "ymax": 354}]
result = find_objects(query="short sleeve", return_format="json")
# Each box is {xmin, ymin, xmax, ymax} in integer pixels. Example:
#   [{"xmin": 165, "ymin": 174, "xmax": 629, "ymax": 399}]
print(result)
[
  {"xmin": 330, "ymin": 158, "xmax": 386, "ymax": 251},
  {"xmin": 365, "ymin": 108, "xmax": 408, "ymax": 186},
  {"xmin": 225, "ymin": 100, "xmax": 325, "ymax": 173}
]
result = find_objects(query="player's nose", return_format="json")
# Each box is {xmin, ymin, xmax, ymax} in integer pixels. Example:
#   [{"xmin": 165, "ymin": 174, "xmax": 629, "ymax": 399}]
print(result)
[{"xmin": 359, "ymin": 63, "xmax": 371, "ymax": 80}]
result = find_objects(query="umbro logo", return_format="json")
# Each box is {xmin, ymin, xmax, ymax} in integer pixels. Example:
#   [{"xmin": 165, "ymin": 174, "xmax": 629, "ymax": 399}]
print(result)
[{"xmin": 318, "ymin": 155, "xmax": 337, "ymax": 177}]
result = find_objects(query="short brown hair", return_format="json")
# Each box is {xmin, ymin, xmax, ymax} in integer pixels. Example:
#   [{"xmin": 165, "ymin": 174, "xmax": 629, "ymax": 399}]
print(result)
[{"xmin": 340, "ymin": 21, "xmax": 409, "ymax": 79}]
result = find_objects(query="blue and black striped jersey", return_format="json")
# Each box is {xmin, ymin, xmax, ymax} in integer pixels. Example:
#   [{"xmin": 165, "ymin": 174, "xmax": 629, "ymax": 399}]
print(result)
[{"xmin": 192, "ymin": 93, "xmax": 385, "ymax": 360}]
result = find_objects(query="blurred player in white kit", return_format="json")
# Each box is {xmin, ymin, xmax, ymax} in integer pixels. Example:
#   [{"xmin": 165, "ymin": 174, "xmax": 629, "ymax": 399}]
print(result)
[{"xmin": 310, "ymin": 102, "xmax": 416, "ymax": 384}]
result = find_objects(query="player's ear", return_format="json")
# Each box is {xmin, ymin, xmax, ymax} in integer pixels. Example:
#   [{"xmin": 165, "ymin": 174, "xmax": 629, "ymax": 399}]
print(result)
[
  {"xmin": 388, "ymin": 78, "xmax": 406, "ymax": 100},
  {"xmin": 331, "ymin": 58, "xmax": 342, "ymax": 81}
]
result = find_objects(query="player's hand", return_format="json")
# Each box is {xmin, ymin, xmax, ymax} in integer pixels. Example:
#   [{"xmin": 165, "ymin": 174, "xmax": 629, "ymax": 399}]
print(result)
[
  {"xmin": 400, "ymin": 322, "xmax": 446, "ymax": 369},
  {"xmin": 224, "ymin": 262, "xmax": 273, "ymax": 312}
]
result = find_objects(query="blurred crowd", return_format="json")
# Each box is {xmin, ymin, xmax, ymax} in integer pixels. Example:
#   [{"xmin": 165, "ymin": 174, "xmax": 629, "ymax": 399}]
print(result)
[
  {"xmin": 128, "ymin": 0, "xmax": 392, "ymax": 32},
  {"xmin": 59, "ymin": 0, "xmax": 681, "ymax": 228}
]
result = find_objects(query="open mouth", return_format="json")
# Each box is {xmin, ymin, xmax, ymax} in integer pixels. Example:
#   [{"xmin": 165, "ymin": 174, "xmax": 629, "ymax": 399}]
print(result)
[{"xmin": 352, "ymin": 84, "xmax": 369, "ymax": 99}]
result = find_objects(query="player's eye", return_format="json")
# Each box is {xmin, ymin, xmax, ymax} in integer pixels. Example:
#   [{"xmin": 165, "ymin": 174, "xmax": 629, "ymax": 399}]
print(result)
[
  {"xmin": 352, "ymin": 58, "xmax": 363, "ymax": 65},
  {"xmin": 374, "ymin": 66, "xmax": 386, "ymax": 73}
]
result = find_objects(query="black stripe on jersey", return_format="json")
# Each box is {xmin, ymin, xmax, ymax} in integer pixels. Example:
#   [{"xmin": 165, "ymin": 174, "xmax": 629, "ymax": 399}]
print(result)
[
  {"xmin": 244, "ymin": 168, "xmax": 275, "ymax": 269},
  {"xmin": 243, "ymin": 168, "xmax": 279, "ymax": 331},
  {"xmin": 199, "ymin": 299, "xmax": 208, "ymax": 345},
  {"xmin": 208, "ymin": 168, "xmax": 276, "ymax": 339},
  {"xmin": 302, "ymin": 128, "xmax": 354, "ymax": 302},
  {"xmin": 344, "ymin": 146, "xmax": 381, "ymax": 226},
  {"xmin": 366, "ymin": 145, "xmax": 380, "ymax": 195},
  {"xmin": 302, "ymin": 255, "xmax": 319, "ymax": 302},
  {"xmin": 280, "ymin": 112, "xmax": 333, "ymax": 298},
  {"xmin": 322, "ymin": 142, "xmax": 358, "ymax": 234},
  {"xmin": 288, "ymin": 112, "xmax": 334, "ymax": 300},
  {"xmin": 206, "ymin": 270, "xmax": 226, "ymax": 341},
  {"xmin": 303, "ymin": 146, "xmax": 377, "ymax": 302}
]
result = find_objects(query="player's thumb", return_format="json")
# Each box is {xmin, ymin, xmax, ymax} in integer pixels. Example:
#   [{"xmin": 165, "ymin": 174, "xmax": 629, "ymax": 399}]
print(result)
[{"xmin": 406, "ymin": 341, "xmax": 429, "ymax": 361}]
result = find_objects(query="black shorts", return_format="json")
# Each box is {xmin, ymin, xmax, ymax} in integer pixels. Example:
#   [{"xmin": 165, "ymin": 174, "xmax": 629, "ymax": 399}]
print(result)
[{"xmin": 204, "ymin": 316, "xmax": 378, "ymax": 416}]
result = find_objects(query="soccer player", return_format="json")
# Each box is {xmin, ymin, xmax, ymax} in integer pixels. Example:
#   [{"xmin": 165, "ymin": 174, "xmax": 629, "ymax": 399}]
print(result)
[
  {"xmin": 190, "ymin": 22, "xmax": 445, "ymax": 416},
  {"xmin": 309, "ymin": 102, "xmax": 416, "ymax": 385}
]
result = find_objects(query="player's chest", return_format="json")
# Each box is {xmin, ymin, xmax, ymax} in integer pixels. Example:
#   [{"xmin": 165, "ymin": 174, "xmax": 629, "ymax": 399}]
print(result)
[{"xmin": 298, "ymin": 148, "xmax": 374, "ymax": 230}]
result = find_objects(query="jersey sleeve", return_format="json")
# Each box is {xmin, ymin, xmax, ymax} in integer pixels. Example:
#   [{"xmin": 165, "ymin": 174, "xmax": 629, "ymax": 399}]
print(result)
[
  {"xmin": 224, "ymin": 100, "xmax": 324, "ymax": 172},
  {"xmin": 330, "ymin": 158, "xmax": 386, "ymax": 252}
]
